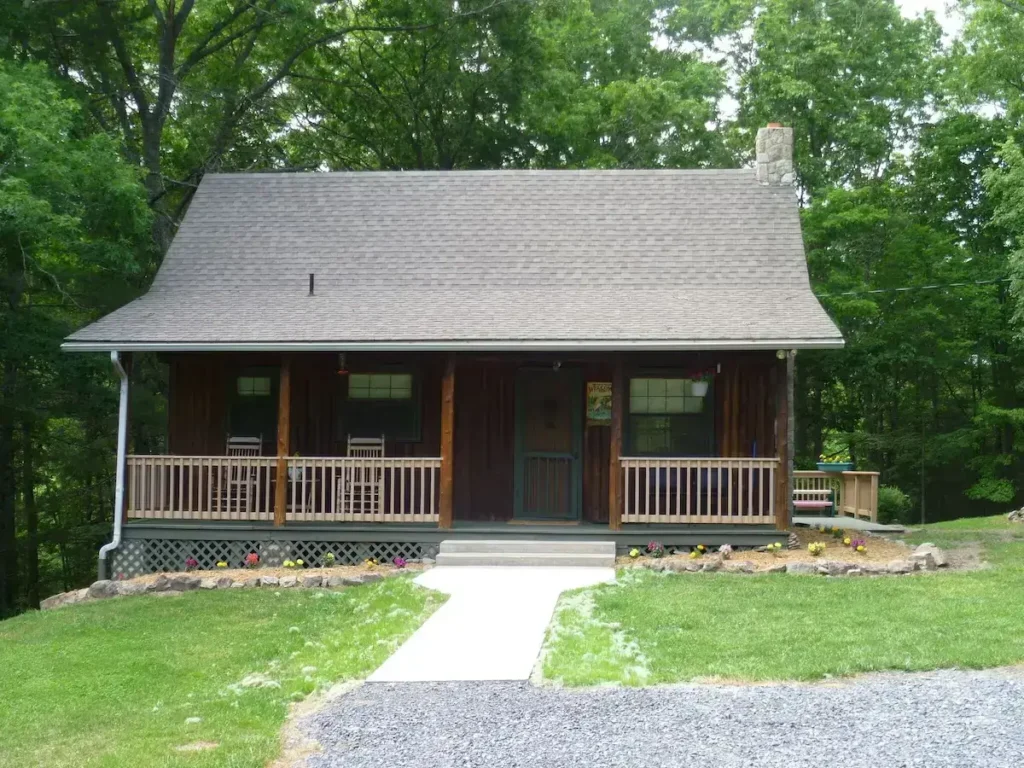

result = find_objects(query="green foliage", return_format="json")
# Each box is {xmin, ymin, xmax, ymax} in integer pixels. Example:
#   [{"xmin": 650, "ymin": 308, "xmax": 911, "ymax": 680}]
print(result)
[{"xmin": 877, "ymin": 485, "xmax": 913, "ymax": 525}]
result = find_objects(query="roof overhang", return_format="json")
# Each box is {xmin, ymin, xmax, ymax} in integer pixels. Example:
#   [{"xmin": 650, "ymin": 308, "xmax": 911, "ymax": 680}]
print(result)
[{"xmin": 62, "ymin": 337, "xmax": 846, "ymax": 353}]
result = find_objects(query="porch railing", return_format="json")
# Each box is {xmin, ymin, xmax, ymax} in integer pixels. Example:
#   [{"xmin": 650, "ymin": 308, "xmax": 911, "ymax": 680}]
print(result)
[
  {"xmin": 620, "ymin": 458, "xmax": 778, "ymax": 524},
  {"xmin": 125, "ymin": 455, "xmax": 441, "ymax": 523},
  {"xmin": 793, "ymin": 470, "xmax": 880, "ymax": 521}
]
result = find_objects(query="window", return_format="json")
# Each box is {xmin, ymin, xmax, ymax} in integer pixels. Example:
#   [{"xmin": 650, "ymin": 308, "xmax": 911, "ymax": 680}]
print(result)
[
  {"xmin": 347, "ymin": 373, "xmax": 413, "ymax": 401},
  {"xmin": 628, "ymin": 377, "xmax": 713, "ymax": 456},
  {"xmin": 229, "ymin": 369, "xmax": 277, "ymax": 441},
  {"xmin": 343, "ymin": 371, "xmax": 420, "ymax": 441},
  {"xmin": 237, "ymin": 376, "xmax": 272, "ymax": 397}
]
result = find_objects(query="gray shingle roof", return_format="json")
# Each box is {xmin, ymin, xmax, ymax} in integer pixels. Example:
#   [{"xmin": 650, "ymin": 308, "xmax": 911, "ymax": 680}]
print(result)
[{"xmin": 66, "ymin": 170, "xmax": 843, "ymax": 350}]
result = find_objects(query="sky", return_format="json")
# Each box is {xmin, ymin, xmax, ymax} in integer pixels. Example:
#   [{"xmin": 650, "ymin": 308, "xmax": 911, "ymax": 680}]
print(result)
[{"xmin": 899, "ymin": 0, "xmax": 964, "ymax": 37}]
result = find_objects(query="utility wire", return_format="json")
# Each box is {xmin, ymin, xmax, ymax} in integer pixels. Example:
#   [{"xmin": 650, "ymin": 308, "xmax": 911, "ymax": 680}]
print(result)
[{"xmin": 815, "ymin": 277, "xmax": 1010, "ymax": 298}]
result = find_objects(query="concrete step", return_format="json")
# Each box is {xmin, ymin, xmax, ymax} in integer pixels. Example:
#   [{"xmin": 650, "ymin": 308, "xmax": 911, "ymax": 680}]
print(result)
[
  {"xmin": 434, "ymin": 551, "xmax": 615, "ymax": 568},
  {"xmin": 439, "ymin": 539, "xmax": 615, "ymax": 556}
]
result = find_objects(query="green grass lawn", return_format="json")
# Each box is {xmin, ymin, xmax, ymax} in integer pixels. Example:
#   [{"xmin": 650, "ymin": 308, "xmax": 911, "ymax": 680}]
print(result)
[
  {"xmin": 0, "ymin": 576, "xmax": 444, "ymax": 768},
  {"xmin": 541, "ymin": 516, "xmax": 1024, "ymax": 686}
]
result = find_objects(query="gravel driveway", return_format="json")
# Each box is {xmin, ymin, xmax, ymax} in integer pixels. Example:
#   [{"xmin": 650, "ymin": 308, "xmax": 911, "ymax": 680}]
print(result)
[{"xmin": 294, "ymin": 669, "xmax": 1024, "ymax": 768}]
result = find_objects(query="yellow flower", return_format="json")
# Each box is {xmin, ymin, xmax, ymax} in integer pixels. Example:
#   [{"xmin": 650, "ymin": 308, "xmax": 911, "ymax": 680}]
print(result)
[
  {"xmin": 629, "ymin": 548, "xmax": 640, "ymax": 558},
  {"xmin": 689, "ymin": 551, "xmax": 699, "ymax": 559},
  {"xmin": 856, "ymin": 545, "xmax": 866, "ymax": 552},
  {"xmin": 216, "ymin": 561, "xmax": 227, "ymax": 568},
  {"xmin": 843, "ymin": 537, "xmax": 851, "ymax": 546},
  {"xmin": 295, "ymin": 559, "xmax": 304, "ymax": 566},
  {"xmin": 697, "ymin": 544, "xmax": 706, "ymax": 552}
]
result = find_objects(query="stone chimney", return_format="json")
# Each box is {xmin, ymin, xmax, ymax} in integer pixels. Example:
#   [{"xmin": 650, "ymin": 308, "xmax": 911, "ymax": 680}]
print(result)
[{"xmin": 756, "ymin": 123, "xmax": 795, "ymax": 186}]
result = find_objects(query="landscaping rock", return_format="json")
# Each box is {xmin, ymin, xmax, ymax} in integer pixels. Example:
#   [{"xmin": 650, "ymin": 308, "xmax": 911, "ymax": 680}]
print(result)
[
  {"xmin": 361, "ymin": 573, "xmax": 384, "ymax": 584},
  {"xmin": 279, "ymin": 576, "xmax": 298, "ymax": 588},
  {"xmin": 216, "ymin": 577, "xmax": 234, "ymax": 589},
  {"xmin": 340, "ymin": 576, "xmax": 365, "ymax": 586},
  {"xmin": 230, "ymin": 581, "xmax": 246, "ymax": 588},
  {"xmin": 816, "ymin": 560, "xmax": 855, "ymax": 577},
  {"xmin": 765, "ymin": 563, "xmax": 787, "ymax": 574},
  {"xmin": 663, "ymin": 560, "xmax": 687, "ymax": 573},
  {"xmin": 787, "ymin": 532, "xmax": 800, "ymax": 550},
  {"xmin": 647, "ymin": 560, "xmax": 667, "ymax": 572},
  {"xmin": 168, "ymin": 575, "xmax": 201, "ymax": 592},
  {"xmin": 87, "ymin": 580, "xmax": 119, "ymax": 599},
  {"xmin": 242, "ymin": 577, "xmax": 259, "ymax": 588},
  {"xmin": 301, "ymin": 574, "xmax": 323, "ymax": 588},
  {"xmin": 786, "ymin": 562, "xmax": 819, "ymax": 575},
  {"xmin": 147, "ymin": 575, "xmax": 171, "ymax": 592},
  {"xmin": 421, "ymin": 557, "xmax": 435, "ymax": 565},
  {"xmin": 199, "ymin": 578, "xmax": 217, "ymax": 590},
  {"xmin": 1007, "ymin": 508, "xmax": 1024, "ymax": 523},
  {"xmin": 860, "ymin": 563, "xmax": 888, "ymax": 575},
  {"xmin": 41, "ymin": 589, "xmax": 89, "ymax": 610},
  {"xmin": 910, "ymin": 551, "xmax": 938, "ymax": 571},
  {"xmin": 913, "ymin": 543, "xmax": 949, "ymax": 567},
  {"xmin": 847, "ymin": 568, "xmax": 864, "ymax": 577},
  {"xmin": 700, "ymin": 556, "xmax": 723, "ymax": 573},
  {"xmin": 325, "ymin": 575, "xmax": 347, "ymax": 588},
  {"xmin": 116, "ymin": 582, "xmax": 147, "ymax": 597},
  {"xmin": 260, "ymin": 575, "xmax": 280, "ymax": 587},
  {"xmin": 887, "ymin": 560, "xmax": 916, "ymax": 574},
  {"xmin": 724, "ymin": 561, "xmax": 756, "ymax": 574}
]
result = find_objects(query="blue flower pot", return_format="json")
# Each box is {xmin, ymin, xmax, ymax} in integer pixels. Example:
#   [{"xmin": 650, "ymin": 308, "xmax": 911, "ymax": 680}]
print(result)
[{"xmin": 816, "ymin": 462, "xmax": 854, "ymax": 473}]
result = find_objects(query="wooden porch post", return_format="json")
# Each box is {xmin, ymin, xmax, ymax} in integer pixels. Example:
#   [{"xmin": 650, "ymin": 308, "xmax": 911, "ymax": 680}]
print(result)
[
  {"xmin": 273, "ymin": 354, "xmax": 292, "ymax": 527},
  {"xmin": 438, "ymin": 353, "xmax": 456, "ymax": 529},
  {"xmin": 608, "ymin": 357, "xmax": 624, "ymax": 530},
  {"xmin": 774, "ymin": 351, "xmax": 793, "ymax": 531}
]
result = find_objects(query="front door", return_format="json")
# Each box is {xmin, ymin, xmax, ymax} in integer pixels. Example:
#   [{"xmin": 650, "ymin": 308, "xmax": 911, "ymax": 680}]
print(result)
[{"xmin": 514, "ymin": 368, "xmax": 582, "ymax": 520}]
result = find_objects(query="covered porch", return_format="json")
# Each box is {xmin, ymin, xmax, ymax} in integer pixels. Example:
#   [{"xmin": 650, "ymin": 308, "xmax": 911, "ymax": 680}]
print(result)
[{"xmin": 121, "ymin": 350, "xmax": 796, "ymax": 530}]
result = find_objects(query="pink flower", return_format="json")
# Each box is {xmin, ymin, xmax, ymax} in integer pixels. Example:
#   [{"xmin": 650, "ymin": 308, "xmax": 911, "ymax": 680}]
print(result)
[{"xmin": 394, "ymin": 557, "xmax": 407, "ymax": 569}]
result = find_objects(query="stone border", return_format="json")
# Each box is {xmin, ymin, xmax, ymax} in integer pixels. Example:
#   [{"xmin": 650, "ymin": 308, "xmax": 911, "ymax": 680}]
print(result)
[
  {"xmin": 41, "ymin": 568, "xmax": 413, "ymax": 611},
  {"xmin": 634, "ymin": 542, "xmax": 950, "ymax": 577}
]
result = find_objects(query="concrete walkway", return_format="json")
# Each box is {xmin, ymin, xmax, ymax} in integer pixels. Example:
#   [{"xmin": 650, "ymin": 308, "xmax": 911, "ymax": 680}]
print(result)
[
  {"xmin": 368, "ymin": 566, "xmax": 615, "ymax": 682},
  {"xmin": 793, "ymin": 515, "xmax": 905, "ymax": 533}
]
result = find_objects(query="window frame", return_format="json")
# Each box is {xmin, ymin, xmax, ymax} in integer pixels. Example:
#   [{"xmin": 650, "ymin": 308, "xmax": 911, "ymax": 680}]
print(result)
[
  {"xmin": 227, "ymin": 366, "xmax": 279, "ymax": 444},
  {"xmin": 341, "ymin": 366, "xmax": 422, "ymax": 443},
  {"xmin": 625, "ymin": 371, "xmax": 715, "ymax": 457}
]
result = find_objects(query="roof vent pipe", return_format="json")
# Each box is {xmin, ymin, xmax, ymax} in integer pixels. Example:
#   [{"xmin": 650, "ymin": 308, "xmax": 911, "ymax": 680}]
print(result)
[{"xmin": 309, "ymin": 273, "xmax": 315, "ymax": 296}]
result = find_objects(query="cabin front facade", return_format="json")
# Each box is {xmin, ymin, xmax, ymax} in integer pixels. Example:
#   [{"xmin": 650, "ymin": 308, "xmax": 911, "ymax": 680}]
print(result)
[{"xmin": 65, "ymin": 125, "xmax": 845, "ymax": 577}]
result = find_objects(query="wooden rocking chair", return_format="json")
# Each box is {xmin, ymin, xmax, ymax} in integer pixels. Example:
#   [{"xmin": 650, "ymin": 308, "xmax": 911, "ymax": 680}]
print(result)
[
  {"xmin": 337, "ymin": 435, "xmax": 384, "ymax": 518},
  {"xmin": 219, "ymin": 435, "xmax": 262, "ymax": 515}
]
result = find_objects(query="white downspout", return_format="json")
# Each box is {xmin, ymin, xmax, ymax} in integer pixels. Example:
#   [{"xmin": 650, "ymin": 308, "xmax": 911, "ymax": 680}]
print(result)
[{"xmin": 98, "ymin": 351, "xmax": 129, "ymax": 580}]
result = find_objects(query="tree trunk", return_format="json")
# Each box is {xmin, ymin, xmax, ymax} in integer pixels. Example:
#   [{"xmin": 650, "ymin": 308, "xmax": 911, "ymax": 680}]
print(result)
[
  {"xmin": 0, "ymin": 360, "xmax": 19, "ymax": 618},
  {"xmin": 22, "ymin": 420, "xmax": 39, "ymax": 609}
]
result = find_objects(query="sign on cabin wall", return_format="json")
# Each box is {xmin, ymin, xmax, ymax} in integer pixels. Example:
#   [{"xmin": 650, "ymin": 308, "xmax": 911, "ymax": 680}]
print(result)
[{"xmin": 586, "ymin": 382, "xmax": 612, "ymax": 426}]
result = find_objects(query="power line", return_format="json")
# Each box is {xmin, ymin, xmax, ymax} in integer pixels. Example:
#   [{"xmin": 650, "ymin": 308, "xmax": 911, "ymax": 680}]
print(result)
[{"xmin": 815, "ymin": 277, "xmax": 1010, "ymax": 298}]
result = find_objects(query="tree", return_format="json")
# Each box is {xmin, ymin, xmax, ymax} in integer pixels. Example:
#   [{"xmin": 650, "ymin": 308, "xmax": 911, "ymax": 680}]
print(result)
[{"xmin": 0, "ymin": 61, "xmax": 151, "ymax": 615}]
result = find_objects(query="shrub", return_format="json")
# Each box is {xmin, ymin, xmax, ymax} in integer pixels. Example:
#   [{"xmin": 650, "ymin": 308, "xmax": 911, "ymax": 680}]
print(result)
[
  {"xmin": 877, "ymin": 485, "xmax": 913, "ymax": 524},
  {"xmin": 244, "ymin": 553, "xmax": 259, "ymax": 569},
  {"xmin": 807, "ymin": 542, "xmax": 826, "ymax": 557}
]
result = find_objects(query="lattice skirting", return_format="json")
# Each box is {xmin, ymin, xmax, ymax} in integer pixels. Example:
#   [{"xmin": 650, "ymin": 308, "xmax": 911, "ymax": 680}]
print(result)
[{"xmin": 111, "ymin": 536, "xmax": 432, "ymax": 579}]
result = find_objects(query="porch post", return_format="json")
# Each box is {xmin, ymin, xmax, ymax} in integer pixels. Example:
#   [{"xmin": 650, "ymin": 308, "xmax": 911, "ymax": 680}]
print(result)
[
  {"xmin": 119, "ymin": 352, "xmax": 133, "ymax": 526},
  {"xmin": 774, "ymin": 351, "xmax": 793, "ymax": 531},
  {"xmin": 438, "ymin": 353, "xmax": 455, "ymax": 529},
  {"xmin": 608, "ymin": 356, "xmax": 624, "ymax": 530},
  {"xmin": 273, "ymin": 354, "xmax": 292, "ymax": 527}
]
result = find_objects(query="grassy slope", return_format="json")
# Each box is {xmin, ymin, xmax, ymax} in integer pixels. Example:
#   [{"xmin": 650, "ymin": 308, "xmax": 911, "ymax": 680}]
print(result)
[
  {"xmin": 0, "ymin": 577, "xmax": 444, "ymax": 768},
  {"xmin": 542, "ymin": 516, "xmax": 1024, "ymax": 685}
]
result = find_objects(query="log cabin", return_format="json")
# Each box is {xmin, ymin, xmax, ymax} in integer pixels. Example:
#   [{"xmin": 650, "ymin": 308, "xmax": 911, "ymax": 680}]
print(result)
[{"xmin": 64, "ymin": 124, "xmax": 845, "ymax": 577}]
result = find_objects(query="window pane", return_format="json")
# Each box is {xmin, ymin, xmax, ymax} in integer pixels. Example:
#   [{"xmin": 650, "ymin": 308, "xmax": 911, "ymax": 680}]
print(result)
[
  {"xmin": 666, "ymin": 396, "xmax": 685, "ymax": 413},
  {"xmin": 682, "ymin": 397, "xmax": 704, "ymax": 413},
  {"xmin": 647, "ymin": 378, "xmax": 667, "ymax": 396},
  {"xmin": 630, "ymin": 378, "xmax": 648, "ymax": 397},
  {"xmin": 391, "ymin": 387, "xmax": 412, "ymax": 400},
  {"xmin": 237, "ymin": 377, "xmax": 252, "ymax": 395},
  {"xmin": 349, "ymin": 374, "xmax": 370, "ymax": 390},
  {"xmin": 648, "ymin": 395, "xmax": 667, "ymax": 413},
  {"xmin": 391, "ymin": 374, "xmax": 412, "ymax": 390},
  {"xmin": 630, "ymin": 395, "xmax": 648, "ymax": 414},
  {"xmin": 252, "ymin": 377, "xmax": 271, "ymax": 396},
  {"xmin": 666, "ymin": 379, "xmax": 686, "ymax": 396},
  {"xmin": 369, "ymin": 374, "xmax": 391, "ymax": 389}
]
